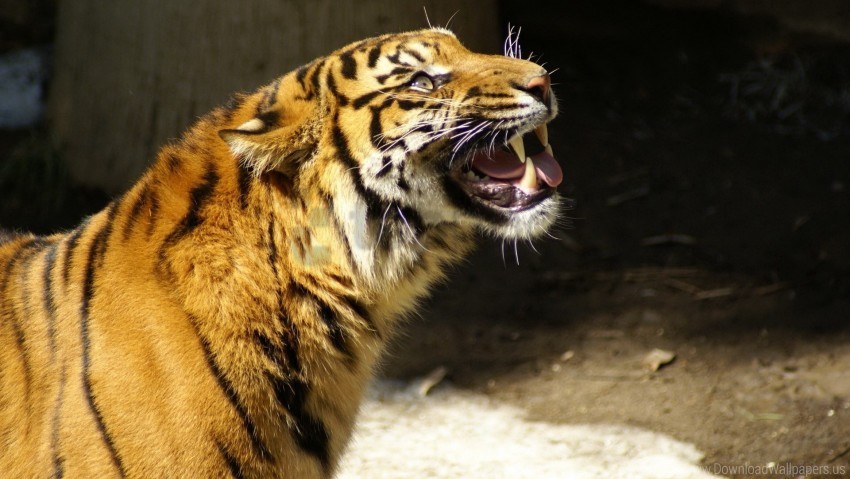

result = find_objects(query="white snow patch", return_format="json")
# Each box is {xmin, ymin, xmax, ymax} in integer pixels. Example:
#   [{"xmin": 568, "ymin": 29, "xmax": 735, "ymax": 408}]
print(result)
[{"xmin": 338, "ymin": 380, "xmax": 724, "ymax": 479}]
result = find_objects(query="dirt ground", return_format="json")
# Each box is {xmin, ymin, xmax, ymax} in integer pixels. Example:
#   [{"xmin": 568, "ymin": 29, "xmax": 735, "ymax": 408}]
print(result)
[{"xmin": 2, "ymin": 2, "xmax": 849, "ymax": 478}]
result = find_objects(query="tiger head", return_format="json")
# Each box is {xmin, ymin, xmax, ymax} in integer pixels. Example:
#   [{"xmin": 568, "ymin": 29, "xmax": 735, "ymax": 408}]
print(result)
[{"xmin": 221, "ymin": 28, "xmax": 561, "ymax": 248}]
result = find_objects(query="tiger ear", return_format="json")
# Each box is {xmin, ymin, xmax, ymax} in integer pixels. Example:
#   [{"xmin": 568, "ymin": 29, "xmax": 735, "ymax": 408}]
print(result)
[{"xmin": 219, "ymin": 102, "xmax": 320, "ymax": 176}]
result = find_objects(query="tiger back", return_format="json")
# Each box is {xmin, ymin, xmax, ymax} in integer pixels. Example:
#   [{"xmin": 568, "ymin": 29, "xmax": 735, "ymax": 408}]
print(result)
[{"xmin": 0, "ymin": 28, "xmax": 561, "ymax": 478}]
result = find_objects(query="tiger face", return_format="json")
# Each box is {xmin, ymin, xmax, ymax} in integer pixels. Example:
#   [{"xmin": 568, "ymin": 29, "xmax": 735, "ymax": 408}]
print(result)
[{"xmin": 223, "ymin": 29, "xmax": 561, "ymax": 248}]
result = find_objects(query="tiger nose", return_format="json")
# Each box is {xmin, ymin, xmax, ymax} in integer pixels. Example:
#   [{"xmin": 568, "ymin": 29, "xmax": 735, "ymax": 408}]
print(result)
[{"xmin": 525, "ymin": 74, "xmax": 551, "ymax": 103}]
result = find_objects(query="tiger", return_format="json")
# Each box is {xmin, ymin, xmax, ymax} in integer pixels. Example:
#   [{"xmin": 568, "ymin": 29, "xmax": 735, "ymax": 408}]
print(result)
[{"xmin": 0, "ymin": 28, "xmax": 562, "ymax": 478}]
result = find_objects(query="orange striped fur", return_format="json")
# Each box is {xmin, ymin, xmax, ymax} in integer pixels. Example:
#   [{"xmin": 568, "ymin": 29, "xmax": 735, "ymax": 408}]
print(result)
[{"xmin": 0, "ymin": 29, "xmax": 559, "ymax": 478}]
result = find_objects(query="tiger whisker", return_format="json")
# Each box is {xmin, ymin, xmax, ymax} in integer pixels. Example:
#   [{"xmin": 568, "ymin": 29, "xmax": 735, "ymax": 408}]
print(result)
[
  {"xmin": 395, "ymin": 206, "xmax": 430, "ymax": 251},
  {"xmin": 378, "ymin": 120, "xmax": 473, "ymax": 154},
  {"xmin": 374, "ymin": 202, "xmax": 393, "ymax": 249},
  {"xmin": 526, "ymin": 238, "xmax": 541, "ymax": 255}
]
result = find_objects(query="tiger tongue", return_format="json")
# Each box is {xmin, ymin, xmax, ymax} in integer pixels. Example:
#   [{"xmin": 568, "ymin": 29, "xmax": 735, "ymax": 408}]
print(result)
[
  {"xmin": 470, "ymin": 149, "xmax": 563, "ymax": 188},
  {"xmin": 529, "ymin": 148, "xmax": 563, "ymax": 188},
  {"xmin": 470, "ymin": 149, "xmax": 525, "ymax": 179}
]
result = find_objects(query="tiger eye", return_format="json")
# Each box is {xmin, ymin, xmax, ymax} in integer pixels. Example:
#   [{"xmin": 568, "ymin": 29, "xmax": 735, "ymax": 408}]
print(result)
[{"xmin": 410, "ymin": 73, "xmax": 435, "ymax": 91}]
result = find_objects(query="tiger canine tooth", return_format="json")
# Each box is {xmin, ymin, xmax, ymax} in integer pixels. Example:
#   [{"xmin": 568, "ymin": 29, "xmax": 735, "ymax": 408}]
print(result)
[
  {"xmin": 520, "ymin": 157, "xmax": 538, "ymax": 190},
  {"xmin": 544, "ymin": 144, "xmax": 554, "ymax": 157},
  {"xmin": 535, "ymin": 124, "xmax": 549, "ymax": 147},
  {"xmin": 508, "ymin": 135, "xmax": 526, "ymax": 163}
]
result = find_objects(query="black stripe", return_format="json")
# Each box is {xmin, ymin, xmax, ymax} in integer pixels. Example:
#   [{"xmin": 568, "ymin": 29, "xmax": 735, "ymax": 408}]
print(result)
[
  {"xmin": 330, "ymin": 121, "xmax": 385, "ymax": 218},
  {"xmin": 62, "ymin": 218, "xmax": 91, "ymax": 287},
  {"xmin": 386, "ymin": 51, "xmax": 412, "ymax": 67},
  {"xmin": 271, "ymin": 376, "xmax": 330, "ymax": 471},
  {"xmin": 325, "ymin": 272, "xmax": 353, "ymax": 290},
  {"xmin": 1, "ymin": 239, "xmax": 45, "ymax": 302},
  {"xmin": 295, "ymin": 65, "xmax": 309, "ymax": 88},
  {"xmin": 472, "ymin": 91, "xmax": 515, "ymax": 100},
  {"xmin": 367, "ymin": 46, "xmax": 381, "ymax": 68},
  {"xmin": 261, "ymin": 79, "xmax": 281, "ymax": 110},
  {"xmin": 339, "ymin": 51, "xmax": 357, "ymax": 80},
  {"xmin": 308, "ymin": 60, "xmax": 325, "ymax": 96},
  {"xmin": 376, "ymin": 67, "xmax": 413, "ymax": 84},
  {"xmin": 216, "ymin": 440, "xmax": 245, "ymax": 479},
  {"xmin": 166, "ymin": 153, "xmax": 181, "ymax": 173},
  {"xmin": 122, "ymin": 183, "xmax": 151, "ymax": 241},
  {"xmin": 396, "ymin": 160, "xmax": 410, "ymax": 192},
  {"xmin": 343, "ymin": 296, "xmax": 380, "ymax": 339},
  {"xmin": 430, "ymin": 233, "xmax": 449, "ymax": 251},
  {"xmin": 290, "ymin": 281, "xmax": 352, "ymax": 361},
  {"xmin": 325, "ymin": 72, "xmax": 348, "ymax": 107},
  {"xmin": 317, "ymin": 301, "xmax": 352, "ymax": 359},
  {"xmin": 352, "ymin": 90, "xmax": 382, "ymax": 109},
  {"xmin": 42, "ymin": 243, "xmax": 60, "ymax": 354},
  {"xmin": 253, "ymin": 331, "xmax": 280, "ymax": 366},
  {"xmin": 401, "ymin": 47, "xmax": 425, "ymax": 63},
  {"xmin": 266, "ymin": 221, "xmax": 329, "ymax": 467},
  {"xmin": 441, "ymin": 176, "xmax": 510, "ymax": 225},
  {"xmin": 396, "ymin": 99, "xmax": 426, "ymax": 111},
  {"xmin": 368, "ymin": 106, "xmax": 383, "ymax": 148},
  {"xmin": 375, "ymin": 156, "xmax": 393, "ymax": 178},
  {"xmin": 190, "ymin": 316, "xmax": 272, "ymax": 461},
  {"xmin": 236, "ymin": 156, "xmax": 252, "ymax": 210},
  {"xmin": 396, "ymin": 205, "xmax": 424, "ymax": 234},
  {"xmin": 183, "ymin": 165, "xmax": 220, "ymax": 233},
  {"xmin": 160, "ymin": 164, "xmax": 220, "ymax": 250},
  {"xmin": 16, "ymin": 238, "xmax": 48, "ymax": 320},
  {"xmin": 1, "ymin": 238, "xmax": 45, "ymax": 408},
  {"xmin": 224, "ymin": 92, "xmax": 247, "ymax": 112},
  {"xmin": 464, "ymin": 86, "xmax": 481, "ymax": 100},
  {"xmin": 267, "ymin": 220, "xmax": 301, "ymax": 370},
  {"xmin": 51, "ymin": 364, "xmax": 66, "ymax": 479},
  {"xmin": 256, "ymin": 109, "xmax": 279, "ymax": 128},
  {"xmin": 80, "ymin": 203, "xmax": 125, "ymax": 477},
  {"xmin": 397, "ymin": 174, "xmax": 410, "ymax": 192}
]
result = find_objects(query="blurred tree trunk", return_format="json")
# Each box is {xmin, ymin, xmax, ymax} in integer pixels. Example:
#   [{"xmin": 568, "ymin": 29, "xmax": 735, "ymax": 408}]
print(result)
[{"xmin": 49, "ymin": 1, "xmax": 499, "ymax": 193}]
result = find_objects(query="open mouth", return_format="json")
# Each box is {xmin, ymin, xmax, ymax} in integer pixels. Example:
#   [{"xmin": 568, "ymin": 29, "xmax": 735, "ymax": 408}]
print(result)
[{"xmin": 451, "ymin": 123, "xmax": 563, "ymax": 211}]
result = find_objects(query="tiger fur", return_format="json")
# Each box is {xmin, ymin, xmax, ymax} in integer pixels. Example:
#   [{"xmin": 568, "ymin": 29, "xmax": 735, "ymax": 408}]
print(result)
[{"xmin": 0, "ymin": 28, "xmax": 561, "ymax": 478}]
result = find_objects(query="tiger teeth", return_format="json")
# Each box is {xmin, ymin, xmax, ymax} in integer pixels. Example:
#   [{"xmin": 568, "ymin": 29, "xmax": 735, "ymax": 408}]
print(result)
[
  {"xmin": 508, "ymin": 135, "xmax": 526, "ymax": 163},
  {"xmin": 520, "ymin": 157, "xmax": 538, "ymax": 190},
  {"xmin": 463, "ymin": 170, "xmax": 489, "ymax": 182},
  {"xmin": 534, "ymin": 124, "xmax": 549, "ymax": 147},
  {"xmin": 544, "ymin": 143, "xmax": 554, "ymax": 157}
]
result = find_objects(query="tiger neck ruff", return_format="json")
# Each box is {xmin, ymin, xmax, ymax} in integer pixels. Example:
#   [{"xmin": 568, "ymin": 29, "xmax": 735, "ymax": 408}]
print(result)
[{"xmin": 0, "ymin": 29, "xmax": 561, "ymax": 478}]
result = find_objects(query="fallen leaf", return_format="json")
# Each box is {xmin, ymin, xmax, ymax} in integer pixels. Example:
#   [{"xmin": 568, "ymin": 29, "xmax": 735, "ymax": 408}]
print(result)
[
  {"xmin": 417, "ymin": 366, "xmax": 448, "ymax": 397},
  {"xmin": 642, "ymin": 348, "xmax": 676, "ymax": 372}
]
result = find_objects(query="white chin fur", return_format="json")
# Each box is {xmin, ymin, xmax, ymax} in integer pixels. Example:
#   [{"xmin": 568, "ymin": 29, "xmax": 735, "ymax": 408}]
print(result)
[{"xmin": 478, "ymin": 195, "xmax": 560, "ymax": 240}]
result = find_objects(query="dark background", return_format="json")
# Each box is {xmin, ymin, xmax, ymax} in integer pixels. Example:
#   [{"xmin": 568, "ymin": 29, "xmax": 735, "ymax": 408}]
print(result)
[{"xmin": 2, "ymin": 1, "xmax": 849, "ymax": 476}]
